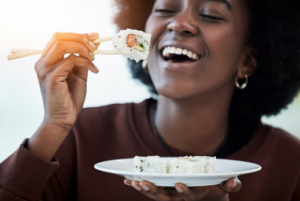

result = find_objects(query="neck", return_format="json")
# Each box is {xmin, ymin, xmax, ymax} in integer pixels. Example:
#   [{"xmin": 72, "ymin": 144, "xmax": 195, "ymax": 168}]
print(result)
[{"xmin": 154, "ymin": 91, "xmax": 233, "ymax": 156}]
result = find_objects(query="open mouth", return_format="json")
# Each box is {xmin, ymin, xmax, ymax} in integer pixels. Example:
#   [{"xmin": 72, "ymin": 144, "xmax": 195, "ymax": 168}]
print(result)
[{"xmin": 161, "ymin": 46, "xmax": 201, "ymax": 63}]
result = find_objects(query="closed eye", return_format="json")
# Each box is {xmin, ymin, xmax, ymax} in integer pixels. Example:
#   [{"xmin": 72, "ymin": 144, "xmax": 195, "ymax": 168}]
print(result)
[
  {"xmin": 200, "ymin": 14, "xmax": 223, "ymax": 21},
  {"xmin": 155, "ymin": 9, "xmax": 176, "ymax": 13}
]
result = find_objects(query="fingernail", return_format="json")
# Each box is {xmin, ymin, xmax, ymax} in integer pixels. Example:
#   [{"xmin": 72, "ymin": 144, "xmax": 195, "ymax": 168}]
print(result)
[
  {"xmin": 95, "ymin": 66, "xmax": 99, "ymax": 73},
  {"xmin": 175, "ymin": 186, "xmax": 184, "ymax": 193},
  {"xmin": 134, "ymin": 186, "xmax": 142, "ymax": 191},
  {"xmin": 89, "ymin": 41, "xmax": 96, "ymax": 50},
  {"xmin": 124, "ymin": 180, "xmax": 131, "ymax": 186},
  {"xmin": 132, "ymin": 181, "xmax": 142, "ymax": 191},
  {"xmin": 89, "ymin": 52, "xmax": 94, "ymax": 61},
  {"xmin": 141, "ymin": 184, "xmax": 149, "ymax": 191},
  {"xmin": 88, "ymin": 32, "xmax": 98, "ymax": 38},
  {"xmin": 230, "ymin": 178, "xmax": 237, "ymax": 189}
]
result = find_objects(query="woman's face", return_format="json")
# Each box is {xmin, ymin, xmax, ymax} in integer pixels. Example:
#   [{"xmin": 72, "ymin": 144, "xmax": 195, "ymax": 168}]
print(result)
[{"xmin": 145, "ymin": 0, "xmax": 250, "ymax": 100}]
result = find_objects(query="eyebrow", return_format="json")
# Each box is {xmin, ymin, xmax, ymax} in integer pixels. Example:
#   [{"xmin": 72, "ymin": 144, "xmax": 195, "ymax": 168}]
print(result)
[{"xmin": 208, "ymin": 0, "xmax": 232, "ymax": 10}]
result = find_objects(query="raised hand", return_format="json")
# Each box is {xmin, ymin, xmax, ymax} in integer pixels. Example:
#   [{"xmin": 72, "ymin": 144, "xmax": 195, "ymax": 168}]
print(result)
[
  {"xmin": 27, "ymin": 32, "xmax": 99, "ymax": 161},
  {"xmin": 35, "ymin": 32, "xmax": 99, "ymax": 131}
]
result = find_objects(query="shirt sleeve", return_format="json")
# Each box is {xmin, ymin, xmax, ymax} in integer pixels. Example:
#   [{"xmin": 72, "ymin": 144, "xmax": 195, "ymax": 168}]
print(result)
[
  {"xmin": 0, "ymin": 139, "xmax": 59, "ymax": 201},
  {"xmin": 291, "ymin": 177, "xmax": 300, "ymax": 201}
]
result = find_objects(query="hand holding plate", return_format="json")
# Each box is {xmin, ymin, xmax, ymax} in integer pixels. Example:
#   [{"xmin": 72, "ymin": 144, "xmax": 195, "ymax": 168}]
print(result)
[{"xmin": 124, "ymin": 177, "xmax": 242, "ymax": 201}]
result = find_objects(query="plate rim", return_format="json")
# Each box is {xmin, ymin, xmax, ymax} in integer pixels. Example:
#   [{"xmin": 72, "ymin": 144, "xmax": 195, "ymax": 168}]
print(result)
[{"xmin": 94, "ymin": 158, "xmax": 262, "ymax": 177}]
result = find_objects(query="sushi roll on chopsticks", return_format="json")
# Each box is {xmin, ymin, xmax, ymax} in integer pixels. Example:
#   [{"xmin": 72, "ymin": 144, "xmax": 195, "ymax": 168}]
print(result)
[
  {"xmin": 8, "ymin": 29, "xmax": 151, "ymax": 62},
  {"xmin": 112, "ymin": 29, "xmax": 151, "ymax": 62},
  {"xmin": 134, "ymin": 156, "xmax": 216, "ymax": 174}
]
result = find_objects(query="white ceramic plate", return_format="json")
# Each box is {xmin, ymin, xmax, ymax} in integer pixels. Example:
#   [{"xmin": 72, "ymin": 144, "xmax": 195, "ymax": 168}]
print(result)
[{"xmin": 94, "ymin": 158, "xmax": 261, "ymax": 187}]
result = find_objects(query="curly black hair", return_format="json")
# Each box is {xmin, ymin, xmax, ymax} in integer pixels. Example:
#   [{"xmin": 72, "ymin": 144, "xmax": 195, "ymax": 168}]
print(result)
[{"xmin": 113, "ymin": 0, "xmax": 300, "ymax": 129}]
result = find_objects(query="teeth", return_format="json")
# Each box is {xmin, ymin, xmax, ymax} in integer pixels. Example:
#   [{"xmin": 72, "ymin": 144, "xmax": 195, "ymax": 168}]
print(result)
[
  {"xmin": 192, "ymin": 53, "xmax": 197, "ymax": 60},
  {"xmin": 175, "ymin": 48, "xmax": 182, "ymax": 54},
  {"xmin": 162, "ymin": 46, "xmax": 200, "ymax": 61},
  {"xmin": 170, "ymin": 47, "xmax": 176, "ymax": 54},
  {"xmin": 163, "ymin": 48, "xmax": 168, "ymax": 57}
]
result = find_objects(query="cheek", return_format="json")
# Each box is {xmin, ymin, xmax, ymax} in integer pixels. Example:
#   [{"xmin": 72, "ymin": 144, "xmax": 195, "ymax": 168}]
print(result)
[
  {"xmin": 205, "ymin": 25, "xmax": 243, "ymax": 57},
  {"xmin": 145, "ymin": 16, "xmax": 154, "ymax": 33},
  {"xmin": 202, "ymin": 24, "xmax": 245, "ymax": 76},
  {"xmin": 145, "ymin": 16, "xmax": 165, "ymax": 66},
  {"xmin": 145, "ymin": 15, "xmax": 161, "ymax": 38},
  {"xmin": 145, "ymin": 16, "xmax": 157, "ymax": 58}
]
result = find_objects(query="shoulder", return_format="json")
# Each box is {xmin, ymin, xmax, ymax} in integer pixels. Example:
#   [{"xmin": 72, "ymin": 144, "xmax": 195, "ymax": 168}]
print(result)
[
  {"xmin": 254, "ymin": 123, "xmax": 300, "ymax": 167},
  {"xmin": 262, "ymin": 124, "xmax": 300, "ymax": 153},
  {"xmin": 232, "ymin": 124, "xmax": 300, "ymax": 201}
]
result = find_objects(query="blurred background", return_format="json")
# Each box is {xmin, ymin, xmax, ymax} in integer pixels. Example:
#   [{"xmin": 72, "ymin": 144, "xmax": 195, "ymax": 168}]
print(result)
[{"xmin": 0, "ymin": 0, "xmax": 299, "ymax": 162}]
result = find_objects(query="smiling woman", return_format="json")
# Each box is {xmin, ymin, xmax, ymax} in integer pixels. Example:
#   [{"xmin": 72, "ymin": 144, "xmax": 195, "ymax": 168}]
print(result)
[{"xmin": 0, "ymin": 0, "xmax": 300, "ymax": 201}]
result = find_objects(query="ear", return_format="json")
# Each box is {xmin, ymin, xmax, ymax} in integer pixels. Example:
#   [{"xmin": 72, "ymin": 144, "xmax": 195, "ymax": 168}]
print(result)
[{"xmin": 236, "ymin": 47, "xmax": 257, "ymax": 78}]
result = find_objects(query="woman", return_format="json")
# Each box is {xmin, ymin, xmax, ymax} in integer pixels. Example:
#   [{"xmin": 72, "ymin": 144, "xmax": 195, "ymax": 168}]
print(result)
[{"xmin": 0, "ymin": 0, "xmax": 299, "ymax": 200}]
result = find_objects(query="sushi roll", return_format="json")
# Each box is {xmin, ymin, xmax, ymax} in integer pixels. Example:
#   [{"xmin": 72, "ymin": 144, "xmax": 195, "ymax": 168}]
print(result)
[
  {"xmin": 134, "ymin": 156, "xmax": 216, "ymax": 174},
  {"xmin": 203, "ymin": 156, "xmax": 216, "ymax": 173},
  {"xmin": 112, "ymin": 29, "xmax": 151, "ymax": 62},
  {"xmin": 134, "ymin": 156, "xmax": 169, "ymax": 173},
  {"xmin": 192, "ymin": 156, "xmax": 216, "ymax": 173},
  {"xmin": 169, "ymin": 156, "xmax": 205, "ymax": 174}
]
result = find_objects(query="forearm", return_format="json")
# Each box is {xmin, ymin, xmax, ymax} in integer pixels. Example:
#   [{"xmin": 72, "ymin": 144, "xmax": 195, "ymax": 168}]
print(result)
[
  {"xmin": 27, "ymin": 122, "xmax": 71, "ymax": 161},
  {"xmin": 0, "ymin": 139, "xmax": 59, "ymax": 201},
  {"xmin": 0, "ymin": 187, "xmax": 39, "ymax": 201}
]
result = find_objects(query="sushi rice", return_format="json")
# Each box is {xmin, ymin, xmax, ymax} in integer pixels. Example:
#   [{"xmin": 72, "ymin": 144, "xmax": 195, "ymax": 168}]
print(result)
[
  {"xmin": 134, "ymin": 156, "xmax": 216, "ymax": 174},
  {"xmin": 112, "ymin": 29, "xmax": 151, "ymax": 62},
  {"xmin": 134, "ymin": 156, "xmax": 169, "ymax": 173}
]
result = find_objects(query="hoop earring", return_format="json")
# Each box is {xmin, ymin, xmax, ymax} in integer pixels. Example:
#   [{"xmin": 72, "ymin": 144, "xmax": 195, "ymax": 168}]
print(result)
[
  {"xmin": 142, "ymin": 60, "xmax": 149, "ymax": 74},
  {"xmin": 235, "ymin": 74, "xmax": 248, "ymax": 90}
]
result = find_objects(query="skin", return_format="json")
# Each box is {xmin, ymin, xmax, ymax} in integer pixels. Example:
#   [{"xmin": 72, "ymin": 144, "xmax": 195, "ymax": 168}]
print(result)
[
  {"xmin": 146, "ymin": 0, "xmax": 254, "ymax": 156},
  {"xmin": 27, "ymin": 32, "xmax": 99, "ymax": 161},
  {"xmin": 27, "ymin": 0, "xmax": 256, "ymax": 200},
  {"xmin": 124, "ymin": 178, "xmax": 242, "ymax": 201},
  {"xmin": 125, "ymin": 0, "xmax": 256, "ymax": 200}
]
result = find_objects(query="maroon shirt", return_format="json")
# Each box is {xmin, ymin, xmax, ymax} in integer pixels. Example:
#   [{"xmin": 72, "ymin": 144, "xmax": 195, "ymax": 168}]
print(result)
[{"xmin": 0, "ymin": 99, "xmax": 299, "ymax": 201}]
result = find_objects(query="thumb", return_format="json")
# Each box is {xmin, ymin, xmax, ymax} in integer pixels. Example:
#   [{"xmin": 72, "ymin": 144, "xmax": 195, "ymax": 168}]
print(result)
[{"xmin": 219, "ymin": 177, "xmax": 242, "ymax": 193}]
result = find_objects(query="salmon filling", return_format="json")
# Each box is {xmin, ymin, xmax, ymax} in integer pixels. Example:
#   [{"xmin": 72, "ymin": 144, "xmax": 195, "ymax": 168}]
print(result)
[{"xmin": 126, "ymin": 34, "xmax": 146, "ymax": 52}]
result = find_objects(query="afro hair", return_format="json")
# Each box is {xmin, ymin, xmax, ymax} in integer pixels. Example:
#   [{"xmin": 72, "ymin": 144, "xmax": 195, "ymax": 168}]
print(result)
[{"xmin": 113, "ymin": 0, "xmax": 300, "ymax": 129}]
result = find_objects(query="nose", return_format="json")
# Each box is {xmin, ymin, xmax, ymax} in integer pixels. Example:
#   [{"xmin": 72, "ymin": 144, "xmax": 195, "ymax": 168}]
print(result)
[{"xmin": 167, "ymin": 10, "xmax": 199, "ymax": 36}]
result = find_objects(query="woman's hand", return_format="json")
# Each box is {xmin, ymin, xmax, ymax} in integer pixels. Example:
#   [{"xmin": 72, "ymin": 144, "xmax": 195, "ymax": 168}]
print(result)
[
  {"xmin": 27, "ymin": 32, "xmax": 99, "ymax": 161},
  {"xmin": 124, "ymin": 177, "xmax": 241, "ymax": 201},
  {"xmin": 35, "ymin": 32, "xmax": 99, "ymax": 131}
]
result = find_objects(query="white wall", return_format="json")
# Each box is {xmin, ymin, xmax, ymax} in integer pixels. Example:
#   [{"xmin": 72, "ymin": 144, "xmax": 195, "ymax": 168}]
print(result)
[
  {"xmin": 0, "ymin": 0, "xmax": 150, "ymax": 162},
  {"xmin": 0, "ymin": 0, "xmax": 299, "ymax": 162}
]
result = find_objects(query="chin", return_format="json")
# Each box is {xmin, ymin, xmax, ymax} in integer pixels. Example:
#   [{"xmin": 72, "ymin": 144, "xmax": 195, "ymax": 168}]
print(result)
[{"xmin": 155, "ymin": 82, "xmax": 197, "ymax": 100}]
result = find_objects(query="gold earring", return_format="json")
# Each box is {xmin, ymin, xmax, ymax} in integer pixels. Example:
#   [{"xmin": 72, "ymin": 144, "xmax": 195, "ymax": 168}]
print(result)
[
  {"xmin": 142, "ymin": 60, "xmax": 149, "ymax": 74},
  {"xmin": 235, "ymin": 74, "xmax": 248, "ymax": 90}
]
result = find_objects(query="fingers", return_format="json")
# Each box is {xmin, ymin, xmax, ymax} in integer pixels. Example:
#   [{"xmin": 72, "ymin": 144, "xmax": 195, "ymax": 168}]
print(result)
[
  {"xmin": 124, "ymin": 178, "xmax": 242, "ymax": 201},
  {"xmin": 218, "ymin": 177, "xmax": 242, "ymax": 193},
  {"xmin": 175, "ymin": 178, "xmax": 242, "ymax": 201},
  {"xmin": 43, "ymin": 32, "xmax": 98, "ymax": 58},
  {"xmin": 141, "ymin": 180, "xmax": 183, "ymax": 201},
  {"xmin": 36, "ymin": 54, "xmax": 98, "ymax": 83},
  {"xmin": 44, "ymin": 41, "xmax": 95, "ymax": 65},
  {"xmin": 35, "ymin": 32, "xmax": 100, "ymax": 82},
  {"xmin": 175, "ymin": 183, "xmax": 200, "ymax": 200},
  {"xmin": 34, "ymin": 32, "xmax": 100, "ymax": 89},
  {"xmin": 124, "ymin": 179, "xmax": 132, "ymax": 186},
  {"xmin": 125, "ymin": 179, "xmax": 182, "ymax": 201},
  {"xmin": 53, "ymin": 54, "xmax": 98, "ymax": 77}
]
